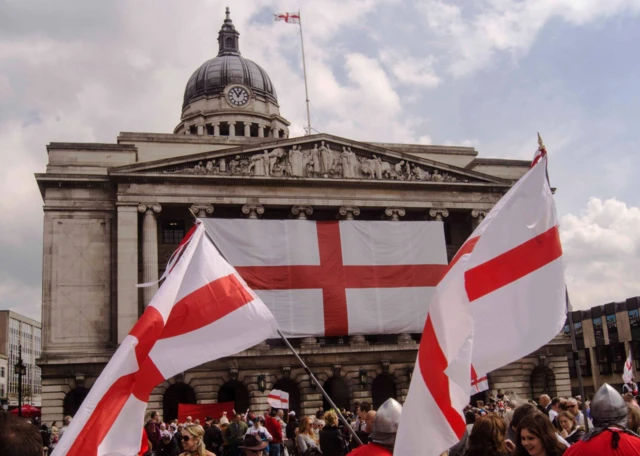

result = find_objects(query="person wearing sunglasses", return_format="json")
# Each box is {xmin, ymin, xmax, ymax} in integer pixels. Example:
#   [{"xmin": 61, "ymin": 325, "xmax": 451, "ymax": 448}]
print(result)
[{"xmin": 180, "ymin": 424, "xmax": 216, "ymax": 456}]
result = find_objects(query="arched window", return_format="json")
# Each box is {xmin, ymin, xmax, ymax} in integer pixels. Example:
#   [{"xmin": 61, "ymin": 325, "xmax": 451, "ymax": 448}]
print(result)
[
  {"xmin": 63, "ymin": 387, "xmax": 90, "ymax": 418},
  {"xmin": 272, "ymin": 378, "xmax": 301, "ymax": 417},
  {"xmin": 218, "ymin": 380, "xmax": 250, "ymax": 413},
  {"xmin": 531, "ymin": 365, "xmax": 557, "ymax": 399},
  {"xmin": 371, "ymin": 374, "xmax": 397, "ymax": 409},
  {"xmin": 322, "ymin": 376, "xmax": 350, "ymax": 412},
  {"xmin": 163, "ymin": 383, "xmax": 196, "ymax": 422}
]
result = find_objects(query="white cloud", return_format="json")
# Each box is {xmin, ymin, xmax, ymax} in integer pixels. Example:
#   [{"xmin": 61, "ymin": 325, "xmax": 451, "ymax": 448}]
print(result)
[
  {"xmin": 561, "ymin": 197, "xmax": 640, "ymax": 310},
  {"xmin": 417, "ymin": 0, "xmax": 640, "ymax": 77},
  {"xmin": 379, "ymin": 48, "xmax": 441, "ymax": 88}
]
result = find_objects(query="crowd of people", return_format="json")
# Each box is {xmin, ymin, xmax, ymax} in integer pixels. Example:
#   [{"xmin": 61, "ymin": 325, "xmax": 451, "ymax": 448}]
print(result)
[{"xmin": 5, "ymin": 383, "xmax": 640, "ymax": 455}]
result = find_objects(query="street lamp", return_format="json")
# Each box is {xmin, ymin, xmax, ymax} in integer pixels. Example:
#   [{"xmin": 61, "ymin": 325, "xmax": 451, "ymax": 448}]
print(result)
[
  {"xmin": 14, "ymin": 345, "xmax": 26, "ymax": 417},
  {"xmin": 257, "ymin": 374, "xmax": 267, "ymax": 393}
]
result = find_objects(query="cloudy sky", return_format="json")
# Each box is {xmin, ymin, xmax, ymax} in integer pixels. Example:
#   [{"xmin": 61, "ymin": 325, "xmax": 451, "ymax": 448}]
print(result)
[{"xmin": 1, "ymin": 0, "xmax": 639, "ymax": 320}]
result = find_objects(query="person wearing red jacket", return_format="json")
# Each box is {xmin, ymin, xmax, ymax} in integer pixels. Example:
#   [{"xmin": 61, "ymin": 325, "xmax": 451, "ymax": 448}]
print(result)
[
  {"xmin": 264, "ymin": 408, "xmax": 284, "ymax": 456},
  {"xmin": 565, "ymin": 383, "xmax": 640, "ymax": 455},
  {"xmin": 350, "ymin": 399, "xmax": 402, "ymax": 456}
]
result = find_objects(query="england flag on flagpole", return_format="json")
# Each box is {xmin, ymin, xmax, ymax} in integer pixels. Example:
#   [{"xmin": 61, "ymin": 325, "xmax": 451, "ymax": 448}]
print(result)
[
  {"xmin": 395, "ymin": 140, "xmax": 566, "ymax": 456},
  {"xmin": 52, "ymin": 222, "xmax": 278, "ymax": 456},
  {"xmin": 274, "ymin": 12, "xmax": 300, "ymax": 24},
  {"xmin": 267, "ymin": 389, "xmax": 290, "ymax": 409}
]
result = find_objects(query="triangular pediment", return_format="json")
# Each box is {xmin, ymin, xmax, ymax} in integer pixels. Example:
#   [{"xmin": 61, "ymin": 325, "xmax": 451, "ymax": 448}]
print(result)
[{"xmin": 109, "ymin": 133, "xmax": 508, "ymax": 185}]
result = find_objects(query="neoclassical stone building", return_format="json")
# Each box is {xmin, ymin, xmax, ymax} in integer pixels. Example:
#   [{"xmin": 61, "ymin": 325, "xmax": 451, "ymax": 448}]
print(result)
[{"xmin": 35, "ymin": 9, "xmax": 571, "ymax": 424}]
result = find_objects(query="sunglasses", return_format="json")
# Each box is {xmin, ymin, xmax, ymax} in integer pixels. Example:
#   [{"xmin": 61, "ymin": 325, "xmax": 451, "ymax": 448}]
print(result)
[{"xmin": 182, "ymin": 435, "xmax": 192, "ymax": 442}]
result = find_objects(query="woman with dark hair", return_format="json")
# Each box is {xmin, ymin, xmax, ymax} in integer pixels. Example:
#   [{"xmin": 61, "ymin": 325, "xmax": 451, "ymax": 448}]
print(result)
[
  {"xmin": 514, "ymin": 414, "xmax": 567, "ymax": 456},
  {"xmin": 557, "ymin": 411, "xmax": 584, "ymax": 445},
  {"xmin": 463, "ymin": 414, "xmax": 509, "ymax": 456}
]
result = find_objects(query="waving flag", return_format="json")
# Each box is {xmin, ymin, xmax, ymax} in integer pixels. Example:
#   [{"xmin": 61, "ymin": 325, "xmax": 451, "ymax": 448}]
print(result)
[
  {"xmin": 268, "ymin": 389, "xmax": 290, "ymax": 409},
  {"xmin": 202, "ymin": 219, "xmax": 447, "ymax": 337},
  {"xmin": 395, "ymin": 144, "xmax": 566, "ymax": 456},
  {"xmin": 623, "ymin": 349, "xmax": 634, "ymax": 384},
  {"xmin": 52, "ymin": 222, "xmax": 278, "ymax": 456},
  {"xmin": 274, "ymin": 12, "xmax": 300, "ymax": 24}
]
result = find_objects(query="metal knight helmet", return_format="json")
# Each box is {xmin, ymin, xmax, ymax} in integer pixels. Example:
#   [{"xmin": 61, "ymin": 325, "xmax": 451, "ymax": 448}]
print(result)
[
  {"xmin": 591, "ymin": 383, "xmax": 628, "ymax": 428},
  {"xmin": 369, "ymin": 398, "xmax": 403, "ymax": 449}
]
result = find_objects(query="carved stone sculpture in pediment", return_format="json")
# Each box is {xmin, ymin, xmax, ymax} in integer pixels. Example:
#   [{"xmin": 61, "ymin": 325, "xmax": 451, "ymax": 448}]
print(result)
[
  {"xmin": 289, "ymin": 145, "xmax": 305, "ymax": 177},
  {"xmin": 249, "ymin": 150, "xmax": 268, "ymax": 176},
  {"xmin": 319, "ymin": 141, "xmax": 333, "ymax": 176}
]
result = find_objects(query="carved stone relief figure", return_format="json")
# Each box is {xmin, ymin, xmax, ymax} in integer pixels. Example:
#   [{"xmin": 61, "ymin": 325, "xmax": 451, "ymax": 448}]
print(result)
[
  {"xmin": 289, "ymin": 145, "xmax": 305, "ymax": 177},
  {"xmin": 249, "ymin": 151, "xmax": 268, "ymax": 176},
  {"xmin": 309, "ymin": 144, "xmax": 321, "ymax": 176},
  {"xmin": 319, "ymin": 141, "xmax": 333, "ymax": 176},
  {"xmin": 219, "ymin": 157, "xmax": 226, "ymax": 173},
  {"xmin": 267, "ymin": 148, "xmax": 285, "ymax": 176}
]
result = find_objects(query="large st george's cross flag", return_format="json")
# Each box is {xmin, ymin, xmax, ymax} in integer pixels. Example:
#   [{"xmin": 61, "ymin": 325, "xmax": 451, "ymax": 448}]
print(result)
[{"xmin": 202, "ymin": 219, "xmax": 448, "ymax": 337}]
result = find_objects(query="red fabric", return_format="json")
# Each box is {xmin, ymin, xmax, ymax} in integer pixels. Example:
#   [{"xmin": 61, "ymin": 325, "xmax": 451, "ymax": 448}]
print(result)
[
  {"xmin": 177, "ymin": 402, "xmax": 235, "ymax": 424},
  {"xmin": 138, "ymin": 429, "xmax": 149, "ymax": 456},
  {"xmin": 235, "ymin": 221, "xmax": 447, "ymax": 336},
  {"xmin": 264, "ymin": 415, "xmax": 283, "ymax": 443},
  {"xmin": 348, "ymin": 443, "xmax": 393, "ymax": 456},
  {"xmin": 564, "ymin": 429, "xmax": 640, "ymax": 455},
  {"xmin": 9, "ymin": 404, "xmax": 41, "ymax": 417}
]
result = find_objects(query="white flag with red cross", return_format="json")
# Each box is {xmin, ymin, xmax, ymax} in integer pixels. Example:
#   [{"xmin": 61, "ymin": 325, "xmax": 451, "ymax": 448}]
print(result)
[
  {"xmin": 623, "ymin": 349, "xmax": 634, "ymax": 384},
  {"xmin": 268, "ymin": 389, "xmax": 290, "ymax": 409},
  {"xmin": 395, "ymin": 147, "xmax": 566, "ymax": 456},
  {"xmin": 51, "ymin": 222, "xmax": 278, "ymax": 456},
  {"xmin": 202, "ymin": 219, "xmax": 448, "ymax": 337},
  {"xmin": 274, "ymin": 12, "xmax": 300, "ymax": 24}
]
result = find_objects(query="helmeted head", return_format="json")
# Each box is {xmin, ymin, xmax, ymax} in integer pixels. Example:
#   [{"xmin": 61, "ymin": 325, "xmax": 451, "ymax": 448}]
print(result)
[
  {"xmin": 591, "ymin": 383, "xmax": 628, "ymax": 428},
  {"xmin": 369, "ymin": 398, "xmax": 403, "ymax": 450}
]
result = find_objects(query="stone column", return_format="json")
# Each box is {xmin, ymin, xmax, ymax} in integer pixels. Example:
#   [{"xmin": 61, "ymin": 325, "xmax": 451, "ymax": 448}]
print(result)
[
  {"xmin": 197, "ymin": 124, "xmax": 204, "ymax": 136},
  {"xmin": 213, "ymin": 122, "xmax": 220, "ymax": 136},
  {"xmin": 244, "ymin": 122, "xmax": 251, "ymax": 137},
  {"xmin": 385, "ymin": 207, "xmax": 406, "ymax": 221},
  {"xmin": 117, "ymin": 205, "xmax": 139, "ymax": 343},
  {"xmin": 339, "ymin": 206, "xmax": 360, "ymax": 220},
  {"xmin": 190, "ymin": 204, "xmax": 214, "ymax": 218},
  {"xmin": 229, "ymin": 121, "xmax": 236, "ymax": 137},
  {"xmin": 138, "ymin": 203, "xmax": 162, "ymax": 307},
  {"xmin": 471, "ymin": 209, "xmax": 488, "ymax": 230},
  {"xmin": 258, "ymin": 124, "xmax": 265, "ymax": 138},
  {"xmin": 429, "ymin": 208, "xmax": 449, "ymax": 221},
  {"xmin": 242, "ymin": 204, "xmax": 264, "ymax": 219},
  {"xmin": 292, "ymin": 205, "xmax": 313, "ymax": 220}
]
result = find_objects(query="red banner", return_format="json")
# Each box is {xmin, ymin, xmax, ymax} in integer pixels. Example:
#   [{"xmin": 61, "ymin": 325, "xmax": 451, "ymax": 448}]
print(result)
[{"xmin": 177, "ymin": 402, "xmax": 235, "ymax": 424}]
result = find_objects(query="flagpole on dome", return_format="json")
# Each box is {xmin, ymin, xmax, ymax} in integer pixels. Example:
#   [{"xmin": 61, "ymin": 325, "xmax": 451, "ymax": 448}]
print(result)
[{"xmin": 297, "ymin": 10, "xmax": 312, "ymax": 135}]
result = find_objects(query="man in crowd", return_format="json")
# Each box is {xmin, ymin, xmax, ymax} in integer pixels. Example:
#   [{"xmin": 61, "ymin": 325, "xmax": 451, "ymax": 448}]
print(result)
[
  {"xmin": 145, "ymin": 410, "xmax": 162, "ymax": 451},
  {"xmin": 225, "ymin": 412, "xmax": 249, "ymax": 456},
  {"xmin": 0, "ymin": 412, "xmax": 44, "ymax": 456},
  {"xmin": 204, "ymin": 418, "xmax": 224, "ymax": 455},
  {"xmin": 264, "ymin": 408, "xmax": 284, "ymax": 456},
  {"xmin": 565, "ymin": 383, "xmax": 640, "ymax": 454},
  {"xmin": 538, "ymin": 394, "xmax": 551, "ymax": 415},
  {"xmin": 548, "ymin": 397, "xmax": 562, "ymax": 424},
  {"xmin": 623, "ymin": 379, "xmax": 638, "ymax": 396},
  {"xmin": 567, "ymin": 397, "xmax": 591, "ymax": 428},
  {"xmin": 350, "ymin": 398, "xmax": 402, "ymax": 455},
  {"xmin": 353, "ymin": 401, "xmax": 372, "ymax": 432},
  {"xmin": 285, "ymin": 411, "xmax": 298, "ymax": 440}
]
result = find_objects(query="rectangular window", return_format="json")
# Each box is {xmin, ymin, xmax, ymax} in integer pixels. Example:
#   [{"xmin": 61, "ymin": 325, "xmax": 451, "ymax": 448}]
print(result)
[
  {"xmin": 574, "ymin": 321, "xmax": 585, "ymax": 350},
  {"xmin": 0, "ymin": 366, "xmax": 4, "ymax": 377},
  {"xmin": 607, "ymin": 314, "xmax": 619, "ymax": 343},
  {"xmin": 630, "ymin": 309, "xmax": 640, "ymax": 340},
  {"xmin": 162, "ymin": 220, "xmax": 185, "ymax": 244},
  {"xmin": 593, "ymin": 317, "xmax": 604, "ymax": 346}
]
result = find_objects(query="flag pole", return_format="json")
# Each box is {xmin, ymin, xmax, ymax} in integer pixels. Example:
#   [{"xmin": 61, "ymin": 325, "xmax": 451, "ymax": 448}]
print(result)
[
  {"xmin": 197, "ymin": 218, "xmax": 363, "ymax": 446},
  {"xmin": 566, "ymin": 288, "xmax": 589, "ymax": 431},
  {"xmin": 276, "ymin": 329, "xmax": 364, "ymax": 446},
  {"xmin": 297, "ymin": 10, "xmax": 312, "ymax": 135}
]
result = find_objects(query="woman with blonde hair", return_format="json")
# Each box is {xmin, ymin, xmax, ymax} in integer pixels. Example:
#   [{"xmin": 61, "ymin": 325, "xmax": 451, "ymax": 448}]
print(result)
[
  {"xmin": 557, "ymin": 411, "xmax": 584, "ymax": 445},
  {"xmin": 319, "ymin": 410, "xmax": 347, "ymax": 456},
  {"xmin": 180, "ymin": 424, "xmax": 215, "ymax": 456},
  {"xmin": 297, "ymin": 416, "xmax": 321, "ymax": 455}
]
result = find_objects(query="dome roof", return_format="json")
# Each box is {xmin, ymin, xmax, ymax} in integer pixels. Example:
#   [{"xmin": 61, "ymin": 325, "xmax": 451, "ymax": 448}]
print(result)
[{"xmin": 182, "ymin": 8, "xmax": 278, "ymax": 108}]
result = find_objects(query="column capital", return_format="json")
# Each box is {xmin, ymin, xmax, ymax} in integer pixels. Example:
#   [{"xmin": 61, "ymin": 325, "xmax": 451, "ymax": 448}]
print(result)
[
  {"xmin": 190, "ymin": 204, "xmax": 214, "ymax": 218},
  {"xmin": 385, "ymin": 207, "xmax": 406, "ymax": 221},
  {"xmin": 471, "ymin": 209, "xmax": 488, "ymax": 221},
  {"xmin": 242, "ymin": 204, "xmax": 264, "ymax": 219},
  {"xmin": 228, "ymin": 121, "xmax": 237, "ymax": 126},
  {"xmin": 428, "ymin": 208, "xmax": 449, "ymax": 221},
  {"xmin": 138, "ymin": 203, "xmax": 162, "ymax": 215},
  {"xmin": 339, "ymin": 206, "xmax": 360, "ymax": 220},
  {"xmin": 292, "ymin": 205, "xmax": 313, "ymax": 220}
]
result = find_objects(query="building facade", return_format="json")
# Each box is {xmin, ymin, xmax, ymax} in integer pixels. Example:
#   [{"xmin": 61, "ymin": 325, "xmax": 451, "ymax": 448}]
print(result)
[
  {"xmin": 566, "ymin": 296, "xmax": 640, "ymax": 397},
  {"xmin": 0, "ymin": 354, "xmax": 7, "ymax": 404},
  {"xmin": 35, "ymin": 9, "xmax": 571, "ymax": 424},
  {"xmin": 0, "ymin": 310, "xmax": 42, "ymax": 407}
]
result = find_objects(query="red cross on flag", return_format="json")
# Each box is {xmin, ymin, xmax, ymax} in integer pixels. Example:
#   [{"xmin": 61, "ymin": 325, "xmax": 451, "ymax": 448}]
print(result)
[
  {"xmin": 395, "ymin": 147, "xmax": 566, "ymax": 456},
  {"xmin": 274, "ymin": 12, "xmax": 300, "ymax": 24},
  {"xmin": 202, "ymin": 219, "xmax": 448, "ymax": 337},
  {"xmin": 51, "ymin": 222, "xmax": 278, "ymax": 456},
  {"xmin": 268, "ymin": 389, "xmax": 290, "ymax": 409}
]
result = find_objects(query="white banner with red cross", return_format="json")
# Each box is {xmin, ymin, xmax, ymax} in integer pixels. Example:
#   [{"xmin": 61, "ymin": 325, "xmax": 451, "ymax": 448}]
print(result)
[{"xmin": 202, "ymin": 219, "xmax": 448, "ymax": 337}]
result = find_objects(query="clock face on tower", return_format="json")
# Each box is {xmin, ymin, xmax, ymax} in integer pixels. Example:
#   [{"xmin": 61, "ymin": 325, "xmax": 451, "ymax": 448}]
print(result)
[{"xmin": 227, "ymin": 86, "xmax": 249, "ymax": 107}]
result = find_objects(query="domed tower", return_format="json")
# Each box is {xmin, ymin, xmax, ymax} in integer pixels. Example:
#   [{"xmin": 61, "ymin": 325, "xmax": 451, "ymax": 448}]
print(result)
[{"xmin": 174, "ymin": 8, "xmax": 290, "ymax": 139}]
